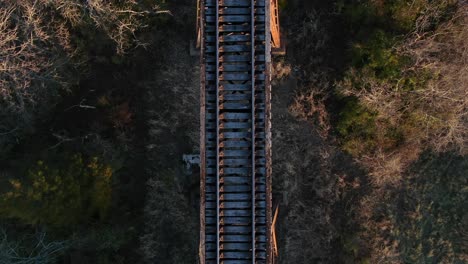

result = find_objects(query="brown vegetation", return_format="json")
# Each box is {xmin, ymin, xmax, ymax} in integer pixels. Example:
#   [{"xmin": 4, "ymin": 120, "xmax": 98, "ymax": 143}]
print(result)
[
  {"xmin": 339, "ymin": 1, "xmax": 467, "ymax": 185},
  {"xmin": 281, "ymin": 0, "xmax": 467, "ymax": 263},
  {"xmin": 0, "ymin": 1, "xmax": 71, "ymax": 112},
  {"xmin": 0, "ymin": 0, "xmax": 164, "ymax": 156}
]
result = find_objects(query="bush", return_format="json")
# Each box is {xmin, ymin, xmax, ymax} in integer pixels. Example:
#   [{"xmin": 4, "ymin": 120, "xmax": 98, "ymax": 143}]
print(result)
[
  {"xmin": 335, "ymin": 0, "xmax": 466, "ymax": 177},
  {"xmin": 0, "ymin": 154, "xmax": 113, "ymax": 228},
  {"xmin": 336, "ymin": 97, "xmax": 378, "ymax": 156}
]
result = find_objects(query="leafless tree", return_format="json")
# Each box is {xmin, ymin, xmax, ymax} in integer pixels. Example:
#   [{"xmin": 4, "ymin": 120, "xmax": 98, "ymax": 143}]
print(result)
[
  {"xmin": 0, "ymin": 0, "xmax": 168, "ymax": 155},
  {"xmin": 400, "ymin": 1, "xmax": 468, "ymax": 154},
  {"xmin": 339, "ymin": 2, "xmax": 467, "ymax": 184},
  {"xmin": 0, "ymin": 228, "xmax": 68, "ymax": 264}
]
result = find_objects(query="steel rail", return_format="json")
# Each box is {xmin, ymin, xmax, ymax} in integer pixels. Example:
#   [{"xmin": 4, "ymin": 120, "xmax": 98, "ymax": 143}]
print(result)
[
  {"xmin": 215, "ymin": 0, "xmax": 220, "ymax": 263},
  {"xmin": 250, "ymin": 0, "xmax": 256, "ymax": 263}
]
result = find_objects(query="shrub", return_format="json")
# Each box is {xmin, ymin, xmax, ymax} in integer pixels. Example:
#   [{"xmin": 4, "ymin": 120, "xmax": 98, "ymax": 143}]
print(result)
[
  {"xmin": 0, "ymin": 154, "xmax": 113, "ymax": 228},
  {"xmin": 336, "ymin": 0, "xmax": 467, "ymax": 177},
  {"xmin": 336, "ymin": 97, "xmax": 378, "ymax": 156}
]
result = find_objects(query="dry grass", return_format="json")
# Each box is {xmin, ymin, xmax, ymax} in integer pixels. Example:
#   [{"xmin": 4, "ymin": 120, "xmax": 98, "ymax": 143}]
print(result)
[{"xmin": 289, "ymin": 89, "xmax": 331, "ymax": 139}]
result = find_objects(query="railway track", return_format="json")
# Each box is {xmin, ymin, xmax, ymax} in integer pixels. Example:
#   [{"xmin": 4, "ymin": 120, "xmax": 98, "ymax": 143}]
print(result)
[{"xmin": 200, "ymin": 0, "xmax": 272, "ymax": 263}]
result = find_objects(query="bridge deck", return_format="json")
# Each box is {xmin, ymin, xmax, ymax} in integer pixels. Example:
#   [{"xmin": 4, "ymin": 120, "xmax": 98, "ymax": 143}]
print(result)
[{"xmin": 200, "ymin": 0, "xmax": 272, "ymax": 263}]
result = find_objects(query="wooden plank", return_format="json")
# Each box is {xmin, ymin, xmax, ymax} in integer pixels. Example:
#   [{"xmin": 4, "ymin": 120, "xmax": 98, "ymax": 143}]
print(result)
[
  {"xmin": 220, "ymin": 175, "xmax": 253, "ymax": 184},
  {"xmin": 208, "ymin": 176, "xmax": 248, "ymax": 184},
  {"xmin": 207, "ymin": 216, "xmax": 251, "ymax": 225},
  {"xmin": 216, "ymin": 25, "xmax": 251, "ymax": 32},
  {"xmin": 221, "ymin": 132, "xmax": 251, "ymax": 139},
  {"xmin": 208, "ymin": 242, "xmax": 250, "ymax": 251},
  {"xmin": 255, "ymin": 55, "xmax": 266, "ymax": 62},
  {"xmin": 206, "ymin": 15, "xmax": 250, "ymax": 23},
  {"xmin": 207, "ymin": 93, "xmax": 266, "ymax": 101},
  {"xmin": 221, "ymin": 122, "xmax": 252, "ymax": 129},
  {"xmin": 220, "ymin": 193, "xmax": 252, "ymax": 201},
  {"xmin": 205, "ymin": 7, "xmax": 266, "ymax": 15},
  {"xmin": 220, "ymin": 209, "xmax": 265, "ymax": 217},
  {"xmin": 206, "ymin": 223, "xmax": 268, "ymax": 232},
  {"xmin": 221, "ymin": 158, "xmax": 251, "ymax": 166},
  {"xmin": 207, "ymin": 185, "xmax": 251, "ymax": 193},
  {"xmin": 221, "ymin": 150, "xmax": 251, "ymax": 157},
  {"xmin": 255, "ymin": 74, "xmax": 266, "ymax": 80},
  {"xmin": 205, "ymin": 0, "xmax": 266, "ymax": 6},
  {"xmin": 207, "ymin": 167, "xmax": 249, "ymax": 174},
  {"xmin": 220, "ymin": 140, "xmax": 251, "ymax": 147},
  {"xmin": 205, "ymin": 84, "xmax": 252, "ymax": 91},
  {"xmin": 221, "ymin": 112, "xmax": 250, "ymax": 119},
  {"xmin": 226, "ymin": 184, "xmax": 265, "ymax": 193},
  {"xmin": 219, "ymin": 234, "xmax": 252, "ymax": 242},
  {"xmin": 254, "ymin": 158, "xmax": 266, "ymax": 164},
  {"xmin": 255, "ymin": 251, "xmax": 267, "ymax": 258},
  {"xmin": 208, "ymin": 150, "xmax": 252, "ymax": 158},
  {"xmin": 220, "ymin": 15, "xmax": 252, "ymax": 23},
  {"xmin": 217, "ymin": 260, "xmax": 251, "ymax": 264},
  {"xmin": 211, "ymin": 193, "xmax": 267, "ymax": 202},
  {"xmin": 255, "ymin": 132, "xmax": 266, "ymax": 138},
  {"xmin": 220, "ymin": 84, "xmax": 252, "ymax": 91},
  {"xmin": 220, "ymin": 55, "xmax": 251, "ymax": 62},
  {"xmin": 206, "ymin": 0, "xmax": 250, "ymax": 7},
  {"xmin": 220, "ymin": 251, "xmax": 252, "ymax": 259},
  {"xmin": 205, "ymin": 184, "xmax": 263, "ymax": 193},
  {"xmin": 205, "ymin": 34, "xmax": 266, "ymax": 43},
  {"xmin": 208, "ymin": 193, "xmax": 251, "ymax": 201},
  {"xmin": 221, "ymin": 103, "xmax": 251, "ymax": 110},
  {"xmin": 220, "ymin": 201, "xmax": 252, "ymax": 209},
  {"xmin": 206, "ymin": 45, "xmax": 251, "ymax": 53},
  {"xmin": 207, "ymin": 201, "xmax": 252, "ymax": 209},
  {"xmin": 220, "ymin": 73, "xmax": 251, "ymax": 81},
  {"xmin": 255, "ymin": 235, "xmax": 267, "ymax": 242},
  {"xmin": 220, "ymin": 217, "xmax": 252, "ymax": 225},
  {"xmin": 210, "ymin": 73, "xmax": 257, "ymax": 81},
  {"xmin": 219, "ymin": 243, "xmax": 251, "ymax": 251},
  {"xmin": 254, "ymin": 217, "xmax": 267, "ymax": 224},
  {"xmin": 206, "ymin": 64, "xmax": 265, "ymax": 72}
]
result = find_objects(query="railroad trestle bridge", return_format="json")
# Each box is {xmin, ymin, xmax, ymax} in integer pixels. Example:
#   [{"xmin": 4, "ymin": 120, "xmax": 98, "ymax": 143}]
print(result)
[{"xmin": 198, "ymin": 0, "xmax": 281, "ymax": 263}]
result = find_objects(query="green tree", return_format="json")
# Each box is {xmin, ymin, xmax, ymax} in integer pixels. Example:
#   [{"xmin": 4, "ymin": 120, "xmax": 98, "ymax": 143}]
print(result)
[{"xmin": 0, "ymin": 155, "xmax": 113, "ymax": 228}]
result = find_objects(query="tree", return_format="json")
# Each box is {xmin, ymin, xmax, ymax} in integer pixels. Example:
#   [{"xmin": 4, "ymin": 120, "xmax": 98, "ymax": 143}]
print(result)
[
  {"xmin": 0, "ymin": 0, "xmax": 168, "ymax": 157},
  {"xmin": 0, "ymin": 228, "xmax": 68, "ymax": 264},
  {"xmin": 0, "ymin": 155, "xmax": 113, "ymax": 228},
  {"xmin": 335, "ymin": 0, "xmax": 466, "ymax": 184}
]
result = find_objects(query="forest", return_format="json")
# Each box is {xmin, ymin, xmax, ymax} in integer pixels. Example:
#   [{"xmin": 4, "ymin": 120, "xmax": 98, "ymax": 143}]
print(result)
[{"xmin": 0, "ymin": 0, "xmax": 466, "ymax": 263}]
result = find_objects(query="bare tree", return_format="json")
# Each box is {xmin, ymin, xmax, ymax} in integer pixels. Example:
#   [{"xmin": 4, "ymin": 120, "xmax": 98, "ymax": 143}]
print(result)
[
  {"xmin": 0, "ymin": 0, "xmax": 168, "ymax": 155},
  {"xmin": 86, "ymin": 0, "xmax": 169, "ymax": 54},
  {"xmin": 0, "ymin": 228, "xmax": 68, "ymax": 264},
  {"xmin": 0, "ymin": 1, "xmax": 61, "ymax": 112},
  {"xmin": 400, "ymin": 2, "xmax": 468, "ymax": 154},
  {"xmin": 338, "ymin": 2, "xmax": 467, "ymax": 184}
]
